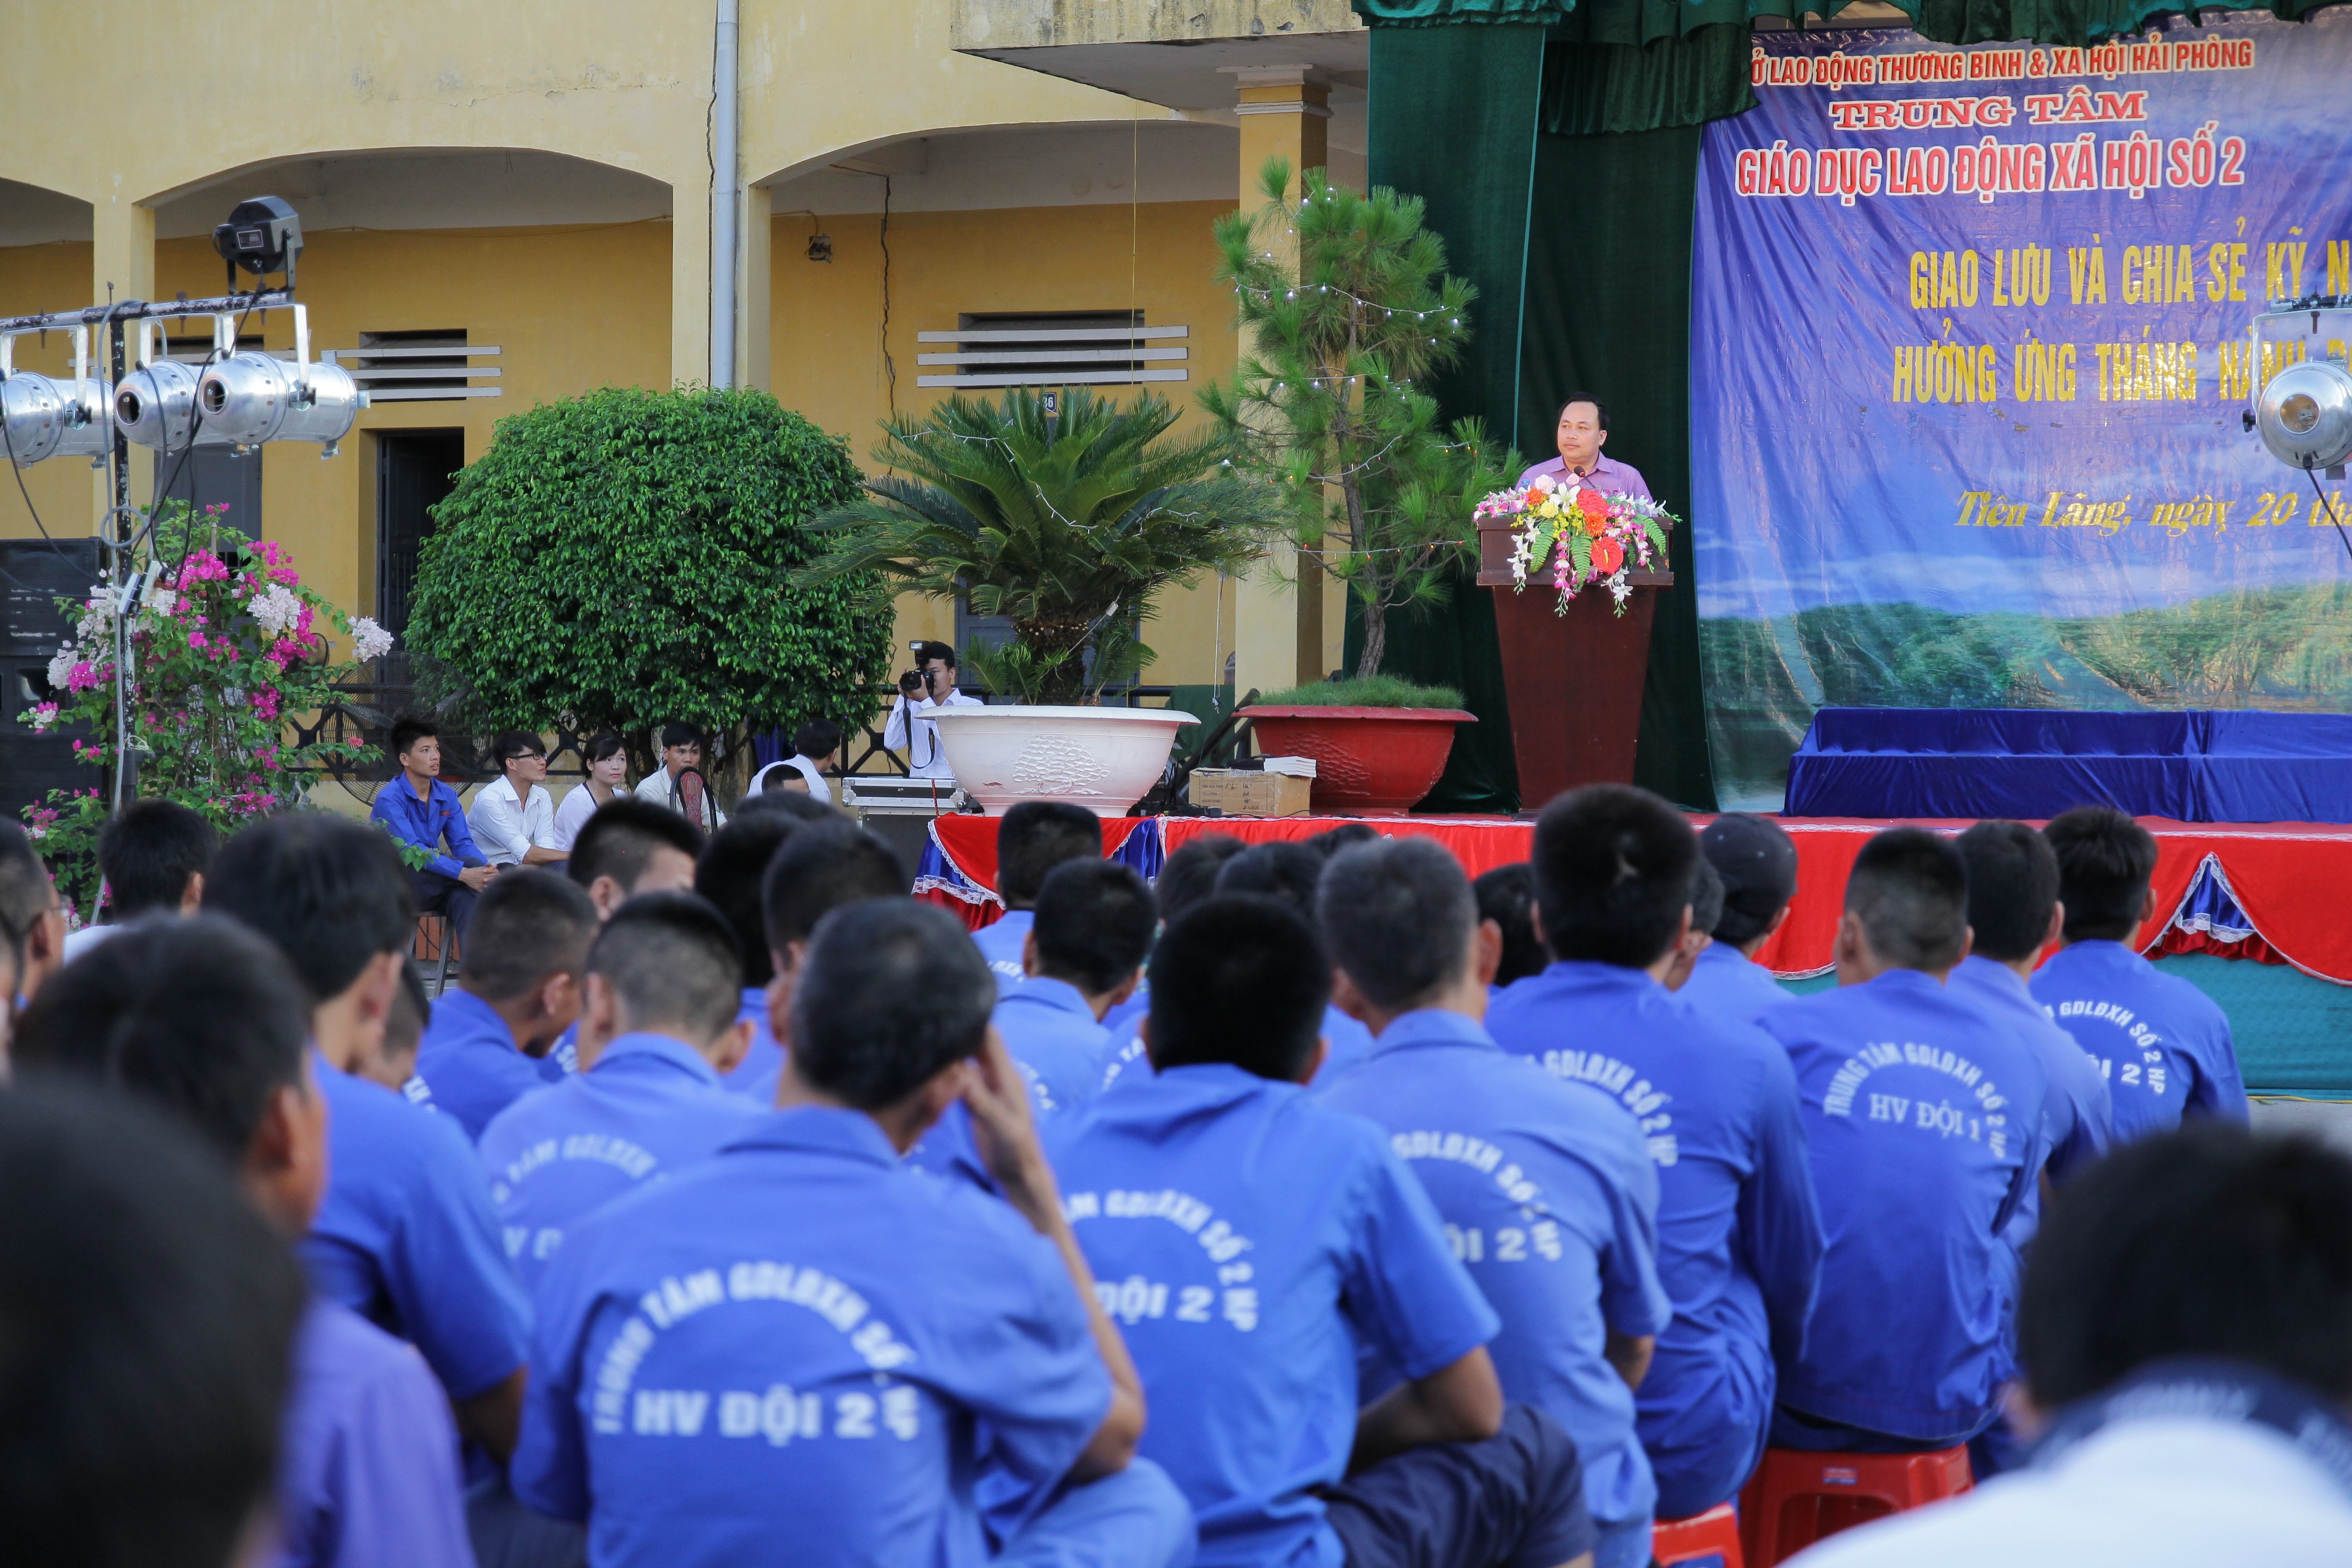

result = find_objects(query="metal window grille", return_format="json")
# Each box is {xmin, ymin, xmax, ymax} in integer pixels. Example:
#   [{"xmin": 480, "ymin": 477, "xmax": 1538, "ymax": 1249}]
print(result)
[
  {"xmin": 916, "ymin": 310, "xmax": 1186, "ymax": 389},
  {"xmin": 323, "ymin": 330, "xmax": 502, "ymax": 402}
]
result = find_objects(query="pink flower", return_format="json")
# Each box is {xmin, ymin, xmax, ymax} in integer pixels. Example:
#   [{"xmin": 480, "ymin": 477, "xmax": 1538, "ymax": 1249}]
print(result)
[
  {"xmin": 65, "ymin": 661, "xmax": 99, "ymax": 693},
  {"xmin": 189, "ymin": 631, "xmax": 209, "ymax": 650},
  {"xmin": 252, "ymin": 688, "xmax": 281, "ymax": 720}
]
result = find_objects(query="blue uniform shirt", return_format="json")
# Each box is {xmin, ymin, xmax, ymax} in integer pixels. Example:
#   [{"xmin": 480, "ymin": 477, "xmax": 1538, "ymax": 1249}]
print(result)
[
  {"xmin": 994, "ymin": 977, "xmax": 1111, "ymax": 1116},
  {"xmin": 973, "ymin": 911, "xmax": 1034, "ymax": 989},
  {"xmin": 412, "ymin": 986, "xmax": 568, "ymax": 1143},
  {"xmin": 1950, "ymin": 956, "xmax": 2114, "ymax": 1200},
  {"xmin": 720, "ymin": 988, "xmax": 783, "ymax": 1098},
  {"xmin": 1759, "ymin": 968, "xmax": 2052, "ymax": 1444},
  {"xmin": 1676, "ymin": 941, "xmax": 1794, "ymax": 1029},
  {"xmin": 303, "ymin": 1056, "xmax": 533, "ymax": 1402},
  {"xmin": 514, "ymin": 1106, "xmax": 1109, "ymax": 1568},
  {"xmin": 479, "ymin": 1031, "xmax": 769, "ymax": 1293},
  {"xmin": 1100, "ymin": 980, "xmax": 1149, "ymax": 1044},
  {"xmin": 2029, "ymin": 940, "xmax": 2249, "ymax": 1143},
  {"xmin": 1318, "ymin": 1008, "xmax": 1673, "ymax": 1531},
  {"xmin": 1048, "ymin": 1063, "xmax": 1499, "ymax": 1568},
  {"xmin": 1098, "ymin": 1003, "xmax": 1376, "ymax": 1098},
  {"xmin": 277, "ymin": 1298, "xmax": 474, "ymax": 1568},
  {"xmin": 1489, "ymin": 960, "xmax": 1823, "ymax": 1518},
  {"xmin": 368, "ymin": 775, "xmax": 486, "ymax": 881}
]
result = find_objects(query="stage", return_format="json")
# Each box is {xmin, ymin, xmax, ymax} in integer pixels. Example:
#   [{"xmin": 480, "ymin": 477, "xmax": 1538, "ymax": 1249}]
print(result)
[{"xmin": 911, "ymin": 812, "xmax": 2352, "ymax": 1097}]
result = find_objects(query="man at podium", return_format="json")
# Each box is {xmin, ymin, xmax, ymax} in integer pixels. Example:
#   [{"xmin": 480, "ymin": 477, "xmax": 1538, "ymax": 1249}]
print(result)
[{"xmin": 1519, "ymin": 393, "xmax": 1651, "ymax": 503}]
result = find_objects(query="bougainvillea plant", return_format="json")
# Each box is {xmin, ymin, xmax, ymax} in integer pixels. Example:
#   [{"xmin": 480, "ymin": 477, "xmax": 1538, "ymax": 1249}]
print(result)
[{"xmin": 20, "ymin": 500, "xmax": 391, "ymax": 919}]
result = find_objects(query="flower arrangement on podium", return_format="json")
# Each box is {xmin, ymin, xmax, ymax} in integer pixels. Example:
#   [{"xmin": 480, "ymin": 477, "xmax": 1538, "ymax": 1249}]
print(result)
[{"xmin": 1473, "ymin": 475, "xmax": 1676, "ymax": 615}]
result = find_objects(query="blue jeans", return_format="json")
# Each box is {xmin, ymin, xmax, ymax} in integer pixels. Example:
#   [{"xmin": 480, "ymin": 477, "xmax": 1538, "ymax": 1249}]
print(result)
[{"xmin": 996, "ymin": 1458, "xmax": 1196, "ymax": 1568}]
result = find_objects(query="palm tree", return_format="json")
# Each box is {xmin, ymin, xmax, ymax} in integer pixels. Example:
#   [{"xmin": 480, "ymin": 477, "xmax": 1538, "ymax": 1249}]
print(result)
[{"xmin": 797, "ymin": 387, "xmax": 1273, "ymax": 705}]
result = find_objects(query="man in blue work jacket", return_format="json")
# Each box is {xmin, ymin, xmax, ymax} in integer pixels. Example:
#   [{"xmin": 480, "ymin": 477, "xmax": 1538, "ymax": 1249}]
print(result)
[
  {"xmin": 973, "ymin": 801, "xmax": 1104, "ymax": 989},
  {"xmin": 1319, "ymin": 837, "xmax": 1673, "ymax": 1568},
  {"xmin": 993, "ymin": 858, "xmax": 1155, "ymax": 1117},
  {"xmin": 1676, "ymin": 814, "xmax": 1801, "ymax": 1029},
  {"xmin": 514, "ymin": 899, "xmax": 1193, "ymax": 1568},
  {"xmin": 370, "ymin": 715, "xmax": 497, "ymax": 941},
  {"xmin": 1488, "ymin": 785, "xmax": 1823, "ymax": 1520}
]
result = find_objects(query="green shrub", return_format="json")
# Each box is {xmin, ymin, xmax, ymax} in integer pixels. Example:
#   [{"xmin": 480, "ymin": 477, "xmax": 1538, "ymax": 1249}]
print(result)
[{"xmin": 1252, "ymin": 675, "xmax": 1464, "ymax": 710}]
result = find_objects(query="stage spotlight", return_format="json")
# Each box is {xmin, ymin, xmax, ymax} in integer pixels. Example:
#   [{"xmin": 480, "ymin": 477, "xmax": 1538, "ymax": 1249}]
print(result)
[
  {"xmin": 114, "ymin": 357, "xmax": 230, "ymax": 452},
  {"xmin": 213, "ymin": 196, "xmax": 303, "ymax": 284},
  {"xmin": 0, "ymin": 330, "xmax": 109, "ymax": 466},
  {"xmin": 2253, "ymin": 359, "xmax": 2352, "ymax": 475},
  {"xmin": 196, "ymin": 350, "xmax": 365, "ymax": 453}
]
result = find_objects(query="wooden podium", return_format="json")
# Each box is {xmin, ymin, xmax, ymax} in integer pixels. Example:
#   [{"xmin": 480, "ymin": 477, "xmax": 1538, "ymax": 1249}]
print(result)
[{"xmin": 1475, "ymin": 519, "xmax": 1672, "ymax": 813}]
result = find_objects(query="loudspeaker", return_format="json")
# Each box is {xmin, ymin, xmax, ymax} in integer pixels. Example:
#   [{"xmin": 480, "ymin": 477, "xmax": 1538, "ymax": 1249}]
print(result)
[{"xmin": 0, "ymin": 539, "xmax": 105, "ymax": 826}]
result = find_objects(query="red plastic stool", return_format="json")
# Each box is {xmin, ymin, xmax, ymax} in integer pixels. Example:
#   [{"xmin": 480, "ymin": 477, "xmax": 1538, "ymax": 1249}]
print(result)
[
  {"xmin": 1653, "ymin": 1502, "xmax": 1744, "ymax": 1568},
  {"xmin": 1736, "ymin": 1446, "xmax": 1972, "ymax": 1566}
]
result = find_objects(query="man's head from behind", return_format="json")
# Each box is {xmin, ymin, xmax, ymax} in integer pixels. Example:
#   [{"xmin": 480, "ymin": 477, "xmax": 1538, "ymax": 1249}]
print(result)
[
  {"xmin": 1213, "ymin": 839, "xmax": 1327, "ymax": 921},
  {"xmin": 2022, "ymin": 1125, "xmax": 2352, "ymax": 1414},
  {"xmin": 1321, "ymin": 838, "xmax": 1484, "ymax": 1021},
  {"xmin": 567, "ymin": 797, "xmax": 706, "ymax": 919},
  {"xmin": 791, "ymin": 718, "xmax": 843, "ymax": 769},
  {"xmin": 1531, "ymin": 784, "xmax": 1696, "ymax": 970},
  {"xmin": 1030, "ymin": 860, "xmax": 1156, "ymax": 1002},
  {"xmin": 1156, "ymin": 834, "xmax": 1246, "ymax": 926},
  {"xmin": 789, "ymin": 899, "xmax": 994, "ymax": 1141},
  {"xmin": 698, "ymin": 815, "xmax": 798, "ymax": 989},
  {"xmin": 997, "ymin": 801, "xmax": 1103, "ymax": 911},
  {"xmin": 1146, "ymin": 895, "xmax": 1331, "ymax": 1083},
  {"xmin": 0, "ymin": 818, "xmax": 61, "ymax": 1012},
  {"xmin": 204, "ymin": 813, "xmax": 413, "ymax": 1075},
  {"xmin": 2043, "ymin": 805, "xmax": 2158, "ymax": 946},
  {"xmin": 578, "ymin": 892, "xmax": 750, "ymax": 1071},
  {"xmin": 1955, "ymin": 818, "xmax": 2063, "ymax": 966},
  {"xmin": 760, "ymin": 821, "xmax": 909, "ymax": 976},
  {"xmin": 1840, "ymin": 826, "xmax": 1970, "ymax": 979},
  {"xmin": 1473, "ymin": 862, "xmax": 1549, "ymax": 987},
  {"xmin": 96, "ymin": 799, "xmax": 216, "ymax": 921},
  {"xmin": 0, "ymin": 1084, "xmax": 306, "ymax": 1568},
  {"xmin": 1701, "ymin": 813, "xmax": 1798, "ymax": 951},
  {"xmin": 15, "ymin": 916, "xmax": 323, "ymax": 1236},
  {"xmin": 458, "ymin": 869, "xmax": 600, "ymax": 1053}
]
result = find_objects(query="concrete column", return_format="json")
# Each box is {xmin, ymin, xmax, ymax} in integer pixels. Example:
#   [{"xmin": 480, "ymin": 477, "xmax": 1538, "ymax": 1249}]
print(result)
[
  {"xmin": 1226, "ymin": 66, "xmax": 1332, "ymax": 701},
  {"xmin": 91, "ymin": 197, "xmax": 154, "ymax": 531},
  {"xmin": 739, "ymin": 183, "xmax": 772, "ymax": 392},
  {"xmin": 671, "ymin": 176, "xmax": 712, "ymax": 390}
]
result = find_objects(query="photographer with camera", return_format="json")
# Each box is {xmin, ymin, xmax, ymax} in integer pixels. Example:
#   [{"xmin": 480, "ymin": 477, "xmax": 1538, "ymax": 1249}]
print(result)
[{"xmin": 882, "ymin": 640, "xmax": 981, "ymax": 782}]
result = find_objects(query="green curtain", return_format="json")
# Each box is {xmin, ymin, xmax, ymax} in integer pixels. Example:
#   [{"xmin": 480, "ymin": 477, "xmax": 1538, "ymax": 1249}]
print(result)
[
  {"xmin": 1354, "ymin": 0, "xmax": 1571, "ymax": 21},
  {"xmin": 1358, "ymin": 24, "xmax": 1549, "ymax": 814},
  {"xmin": 1541, "ymin": 22, "xmax": 1757, "ymax": 134}
]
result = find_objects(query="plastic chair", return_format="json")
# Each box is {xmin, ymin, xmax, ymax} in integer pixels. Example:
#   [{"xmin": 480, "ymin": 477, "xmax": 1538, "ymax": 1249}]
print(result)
[
  {"xmin": 1653, "ymin": 1502, "xmax": 1744, "ymax": 1568},
  {"xmin": 1738, "ymin": 1446, "xmax": 1972, "ymax": 1567}
]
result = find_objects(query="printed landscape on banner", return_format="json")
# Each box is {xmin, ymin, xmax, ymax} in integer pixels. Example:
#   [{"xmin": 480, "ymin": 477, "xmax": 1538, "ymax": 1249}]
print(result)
[{"xmin": 1690, "ymin": 11, "xmax": 2352, "ymax": 808}]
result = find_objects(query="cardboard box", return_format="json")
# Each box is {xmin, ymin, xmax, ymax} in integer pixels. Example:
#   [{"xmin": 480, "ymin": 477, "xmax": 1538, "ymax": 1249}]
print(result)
[{"xmin": 1186, "ymin": 768, "xmax": 1314, "ymax": 818}]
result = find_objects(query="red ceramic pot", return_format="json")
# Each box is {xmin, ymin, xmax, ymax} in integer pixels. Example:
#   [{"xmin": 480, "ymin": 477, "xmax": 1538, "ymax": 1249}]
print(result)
[{"xmin": 1241, "ymin": 706, "xmax": 1477, "ymax": 816}]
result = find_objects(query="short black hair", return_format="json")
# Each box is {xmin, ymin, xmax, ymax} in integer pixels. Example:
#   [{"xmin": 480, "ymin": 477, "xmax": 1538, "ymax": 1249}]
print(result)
[
  {"xmin": 1845, "ymin": 826, "xmax": 1969, "ymax": 971},
  {"xmin": 1702, "ymin": 813, "xmax": 1798, "ymax": 947},
  {"xmin": 1688, "ymin": 856, "xmax": 1725, "ymax": 944},
  {"xmin": 1214, "ymin": 839, "xmax": 1326, "ymax": 921},
  {"xmin": 791, "ymin": 718, "xmax": 842, "ymax": 760},
  {"xmin": 1531, "ymin": 784, "xmax": 1696, "ymax": 969},
  {"xmin": 1557, "ymin": 392, "xmax": 1609, "ymax": 431},
  {"xmin": 205, "ymin": 814, "xmax": 414, "ymax": 1003},
  {"xmin": 1032, "ymin": 860, "xmax": 1157, "ymax": 995},
  {"xmin": 1474, "ymin": 862, "xmax": 1548, "ymax": 986},
  {"xmin": 659, "ymin": 721, "xmax": 702, "ymax": 752},
  {"xmin": 1147, "ymin": 895, "xmax": 1330, "ymax": 1082},
  {"xmin": 735, "ymin": 790, "xmax": 845, "ymax": 827},
  {"xmin": 791, "ymin": 900, "xmax": 993, "ymax": 1109},
  {"xmin": 1956, "ymin": 819, "xmax": 2061, "ymax": 963},
  {"xmin": 914, "ymin": 640, "xmax": 957, "ymax": 670},
  {"xmin": 0, "ymin": 1084, "xmax": 307, "ymax": 1568},
  {"xmin": 16, "ymin": 917, "xmax": 311, "ymax": 1161},
  {"xmin": 1155, "ymin": 834, "xmax": 1246, "ymax": 924},
  {"xmin": 566, "ymin": 798, "xmax": 707, "ymax": 895},
  {"xmin": 96, "ymin": 800, "xmax": 216, "ymax": 920},
  {"xmin": 1305, "ymin": 822, "xmax": 1378, "ymax": 859},
  {"xmin": 583, "ymin": 730, "xmax": 626, "ymax": 765},
  {"xmin": 760, "ymin": 821, "xmax": 908, "ymax": 956},
  {"xmin": 0, "ymin": 818, "xmax": 55, "ymax": 959},
  {"xmin": 1321, "ymin": 838, "xmax": 1477, "ymax": 1012},
  {"xmin": 696, "ymin": 815, "xmax": 799, "ymax": 987},
  {"xmin": 489, "ymin": 730, "xmax": 545, "ymax": 773},
  {"xmin": 388, "ymin": 714, "xmax": 437, "ymax": 761},
  {"xmin": 2022, "ymin": 1125, "xmax": 2352, "ymax": 1408},
  {"xmin": 586, "ymin": 892, "xmax": 745, "ymax": 1044},
  {"xmin": 457, "ymin": 868, "xmax": 599, "ymax": 1000},
  {"xmin": 997, "ymin": 802, "xmax": 1103, "ymax": 910},
  {"xmin": 2044, "ymin": 806, "xmax": 2159, "ymax": 945}
]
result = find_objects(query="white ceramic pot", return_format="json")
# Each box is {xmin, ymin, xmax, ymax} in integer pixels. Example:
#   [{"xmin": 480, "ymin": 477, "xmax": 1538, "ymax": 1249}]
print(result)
[{"xmin": 929, "ymin": 704, "xmax": 1200, "ymax": 817}]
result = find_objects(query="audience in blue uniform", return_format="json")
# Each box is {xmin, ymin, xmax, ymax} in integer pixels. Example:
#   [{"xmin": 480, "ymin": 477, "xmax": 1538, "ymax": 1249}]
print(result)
[
  {"xmin": 1097, "ymin": 835, "xmax": 1247, "ymax": 1087},
  {"xmin": 1656, "ymin": 857, "xmax": 1723, "ymax": 995},
  {"xmin": 991, "ymin": 859, "xmax": 1154, "ymax": 1115},
  {"xmin": 691, "ymin": 810, "xmax": 814, "ymax": 1097},
  {"xmin": 17, "ymin": 917, "xmax": 475, "ymax": 1568},
  {"xmin": 409, "ymin": 870, "xmax": 599, "ymax": 1140},
  {"xmin": 1471, "ymin": 862, "xmax": 1550, "ymax": 991},
  {"xmin": 1676, "ymin": 814, "xmax": 1801, "ymax": 1028},
  {"xmin": 1050, "ymin": 893, "xmax": 1596, "ymax": 1568},
  {"xmin": 1212, "ymin": 840, "xmax": 1379, "ymax": 1083},
  {"xmin": 1759, "ymin": 827, "xmax": 2052, "ymax": 1455},
  {"xmin": 1317, "ymin": 837, "xmax": 1672, "ymax": 1568},
  {"xmin": 479, "ymin": 893, "xmax": 761, "ymax": 1292},
  {"xmin": 565, "ymin": 797, "xmax": 705, "ymax": 921},
  {"xmin": 1490, "ymin": 786, "xmax": 1823, "ymax": 1522},
  {"xmin": 974, "ymin": 802, "xmax": 1105, "ymax": 989},
  {"xmin": 2029, "ymin": 806, "xmax": 2249, "ymax": 1141}
]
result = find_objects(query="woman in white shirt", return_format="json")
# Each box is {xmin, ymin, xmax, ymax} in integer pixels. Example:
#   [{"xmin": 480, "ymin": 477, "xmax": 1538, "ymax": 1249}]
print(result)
[{"xmin": 553, "ymin": 731, "xmax": 630, "ymax": 853}]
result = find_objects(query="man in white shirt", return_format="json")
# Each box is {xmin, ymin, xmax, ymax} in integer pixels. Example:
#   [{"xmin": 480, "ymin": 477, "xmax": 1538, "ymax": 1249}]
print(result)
[
  {"xmin": 468, "ymin": 731, "xmax": 565, "ymax": 869},
  {"xmin": 881, "ymin": 640, "xmax": 982, "ymax": 782},
  {"xmin": 632, "ymin": 722, "xmax": 726, "ymax": 833},
  {"xmin": 748, "ymin": 718, "xmax": 842, "ymax": 806},
  {"xmin": 1787, "ymin": 1125, "xmax": 2352, "ymax": 1567}
]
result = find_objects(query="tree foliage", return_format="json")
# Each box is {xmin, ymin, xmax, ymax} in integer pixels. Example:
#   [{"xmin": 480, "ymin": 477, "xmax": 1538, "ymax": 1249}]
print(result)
[
  {"xmin": 1203, "ymin": 158, "xmax": 1518, "ymax": 680},
  {"xmin": 796, "ymin": 387, "xmax": 1272, "ymax": 705},
  {"xmin": 408, "ymin": 387, "xmax": 892, "ymax": 783}
]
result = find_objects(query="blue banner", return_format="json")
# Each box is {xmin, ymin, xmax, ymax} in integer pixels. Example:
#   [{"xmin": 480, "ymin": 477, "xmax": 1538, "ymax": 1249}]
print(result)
[{"xmin": 1691, "ymin": 12, "xmax": 2352, "ymax": 808}]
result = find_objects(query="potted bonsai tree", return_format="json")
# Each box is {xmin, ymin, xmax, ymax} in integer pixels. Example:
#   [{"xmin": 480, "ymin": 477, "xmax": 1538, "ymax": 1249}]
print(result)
[
  {"xmin": 1202, "ymin": 157, "xmax": 1514, "ymax": 814},
  {"xmin": 796, "ymin": 386, "xmax": 1273, "ymax": 814}
]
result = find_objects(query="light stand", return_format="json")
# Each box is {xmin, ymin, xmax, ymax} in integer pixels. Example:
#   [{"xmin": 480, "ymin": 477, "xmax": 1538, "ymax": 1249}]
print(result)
[{"xmin": 2241, "ymin": 296, "xmax": 2352, "ymax": 567}]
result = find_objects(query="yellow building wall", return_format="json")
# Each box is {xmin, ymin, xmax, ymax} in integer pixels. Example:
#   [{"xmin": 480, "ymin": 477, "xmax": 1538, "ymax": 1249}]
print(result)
[{"xmin": 0, "ymin": 241, "xmax": 103, "ymax": 544}]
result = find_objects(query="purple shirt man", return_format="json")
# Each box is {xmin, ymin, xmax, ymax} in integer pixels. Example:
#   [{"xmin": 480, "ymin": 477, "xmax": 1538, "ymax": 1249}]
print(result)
[{"xmin": 1517, "ymin": 392, "xmax": 1651, "ymax": 501}]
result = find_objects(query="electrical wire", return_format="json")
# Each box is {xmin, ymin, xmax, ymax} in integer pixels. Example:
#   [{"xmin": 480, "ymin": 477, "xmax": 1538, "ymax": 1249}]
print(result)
[
  {"xmin": 2305, "ymin": 465, "xmax": 2352, "ymax": 568},
  {"xmin": 877, "ymin": 173, "xmax": 896, "ymax": 421}
]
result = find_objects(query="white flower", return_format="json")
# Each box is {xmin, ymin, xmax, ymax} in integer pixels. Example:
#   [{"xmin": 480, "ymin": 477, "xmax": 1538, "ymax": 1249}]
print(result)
[
  {"xmin": 248, "ymin": 582, "xmax": 304, "ymax": 637},
  {"xmin": 144, "ymin": 586, "xmax": 178, "ymax": 617},
  {"xmin": 46, "ymin": 646, "xmax": 76, "ymax": 689},
  {"xmin": 351, "ymin": 616, "xmax": 395, "ymax": 662}
]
